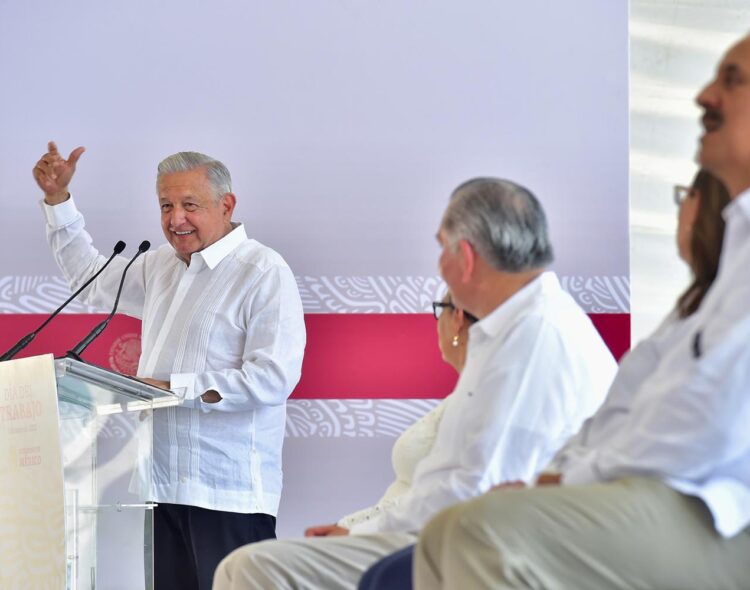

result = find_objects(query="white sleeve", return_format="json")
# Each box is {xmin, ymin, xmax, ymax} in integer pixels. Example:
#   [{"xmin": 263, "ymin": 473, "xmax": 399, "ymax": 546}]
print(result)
[
  {"xmin": 563, "ymin": 315, "xmax": 750, "ymax": 486},
  {"xmin": 337, "ymin": 495, "xmax": 402, "ymax": 530},
  {"xmin": 42, "ymin": 197, "xmax": 146, "ymax": 318}
]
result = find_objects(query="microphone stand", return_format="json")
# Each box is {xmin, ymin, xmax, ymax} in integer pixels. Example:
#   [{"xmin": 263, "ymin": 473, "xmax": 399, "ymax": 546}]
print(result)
[
  {"xmin": 67, "ymin": 241, "xmax": 150, "ymax": 362},
  {"xmin": 0, "ymin": 241, "xmax": 126, "ymax": 362}
]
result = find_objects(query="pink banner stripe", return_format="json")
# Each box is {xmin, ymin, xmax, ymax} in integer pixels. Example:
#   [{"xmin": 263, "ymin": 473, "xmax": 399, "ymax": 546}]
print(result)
[
  {"xmin": 296, "ymin": 313, "xmax": 628, "ymax": 398},
  {"xmin": 0, "ymin": 313, "xmax": 629, "ymax": 399}
]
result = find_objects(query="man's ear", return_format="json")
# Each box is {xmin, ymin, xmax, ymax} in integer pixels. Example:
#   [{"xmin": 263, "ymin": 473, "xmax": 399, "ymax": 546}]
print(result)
[
  {"xmin": 221, "ymin": 193, "xmax": 237, "ymax": 218},
  {"xmin": 458, "ymin": 239, "xmax": 476, "ymax": 283}
]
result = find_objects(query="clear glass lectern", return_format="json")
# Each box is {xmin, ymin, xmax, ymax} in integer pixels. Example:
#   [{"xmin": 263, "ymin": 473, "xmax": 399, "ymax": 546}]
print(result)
[{"xmin": 55, "ymin": 358, "xmax": 180, "ymax": 590}]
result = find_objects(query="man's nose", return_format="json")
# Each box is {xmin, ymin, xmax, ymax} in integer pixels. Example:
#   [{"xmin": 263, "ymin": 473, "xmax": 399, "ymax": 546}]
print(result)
[
  {"xmin": 696, "ymin": 79, "xmax": 718, "ymax": 109},
  {"xmin": 169, "ymin": 207, "xmax": 187, "ymax": 228}
]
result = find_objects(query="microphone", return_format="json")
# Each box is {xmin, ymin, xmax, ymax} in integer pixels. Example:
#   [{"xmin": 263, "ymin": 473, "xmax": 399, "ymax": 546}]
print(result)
[
  {"xmin": 66, "ymin": 240, "xmax": 151, "ymax": 361},
  {"xmin": 0, "ymin": 241, "xmax": 127, "ymax": 362}
]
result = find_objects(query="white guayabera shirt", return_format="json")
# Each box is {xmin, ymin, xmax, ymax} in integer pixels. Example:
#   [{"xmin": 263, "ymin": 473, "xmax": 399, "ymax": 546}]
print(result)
[
  {"xmin": 560, "ymin": 190, "xmax": 750, "ymax": 539},
  {"xmin": 42, "ymin": 198, "xmax": 306, "ymax": 514},
  {"xmin": 350, "ymin": 272, "xmax": 618, "ymax": 535}
]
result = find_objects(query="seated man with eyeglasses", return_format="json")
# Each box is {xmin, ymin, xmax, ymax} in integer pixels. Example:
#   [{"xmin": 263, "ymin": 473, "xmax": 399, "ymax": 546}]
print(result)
[{"xmin": 212, "ymin": 178, "xmax": 617, "ymax": 590}]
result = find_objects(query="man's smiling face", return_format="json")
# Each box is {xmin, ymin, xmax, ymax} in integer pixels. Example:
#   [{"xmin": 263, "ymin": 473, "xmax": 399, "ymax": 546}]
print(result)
[{"xmin": 158, "ymin": 167, "xmax": 235, "ymax": 264}]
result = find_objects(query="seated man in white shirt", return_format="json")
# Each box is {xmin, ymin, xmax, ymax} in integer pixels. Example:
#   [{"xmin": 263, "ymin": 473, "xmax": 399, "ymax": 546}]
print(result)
[
  {"xmin": 212, "ymin": 177, "xmax": 617, "ymax": 590},
  {"xmin": 33, "ymin": 145, "xmax": 306, "ymax": 590},
  {"xmin": 414, "ymin": 34, "xmax": 750, "ymax": 590}
]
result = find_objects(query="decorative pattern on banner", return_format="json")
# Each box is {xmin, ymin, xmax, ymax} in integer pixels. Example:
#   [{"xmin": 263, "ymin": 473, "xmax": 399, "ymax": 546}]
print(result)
[
  {"xmin": 297, "ymin": 276, "xmax": 445, "ymax": 313},
  {"xmin": 60, "ymin": 400, "xmax": 440, "ymax": 439},
  {"xmin": 0, "ymin": 276, "xmax": 99, "ymax": 314},
  {"xmin": 0, "ymin": 275, "xmax": 631, "ymax": 314},
  {"xmin": 286, "ymin": 399, "xmax": 440, "ymax": 437},
  {"xmin": 298, "ymin": 276, "xmax": 630, "ymax": 313},
  {"xmin": 559, "ymin": 276, "xmax": 630, "ymax": 313}
]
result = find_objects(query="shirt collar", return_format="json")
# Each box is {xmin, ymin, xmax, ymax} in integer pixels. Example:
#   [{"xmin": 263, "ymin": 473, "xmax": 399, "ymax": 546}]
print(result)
[
  {"xmin": 723, "ymin": 187, "xmax": 750, "ymax": 224},
  {"xmin": 471, "ymin": 271, "xmax": 559, "ymax": 340},
  {"xmin": 185, "ymin": 222, "xmax": 247, "ymax": 270}
]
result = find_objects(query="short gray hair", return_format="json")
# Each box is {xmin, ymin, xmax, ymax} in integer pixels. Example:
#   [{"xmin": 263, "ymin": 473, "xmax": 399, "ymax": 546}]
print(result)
[
  {"xmin": 157, "ymin": 151, "xmax": 232, "ymax": 201},
  {"xmin": 441, "ymin": 177, "xmax": 554, "ymax": 272}
]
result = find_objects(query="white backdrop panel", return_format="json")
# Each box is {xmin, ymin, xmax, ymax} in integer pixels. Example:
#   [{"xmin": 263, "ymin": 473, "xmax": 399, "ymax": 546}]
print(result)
[{"xmin": 0, "ymin": 0, "xmax": 628, "ymax": 279}]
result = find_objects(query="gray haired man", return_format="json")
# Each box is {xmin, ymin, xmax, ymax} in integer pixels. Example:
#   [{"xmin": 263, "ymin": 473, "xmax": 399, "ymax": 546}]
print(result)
[
  {"xmin": 33, "ymin": 142, "xmax": 306, "ymax": 590},
  {"xmin": 212, "ymin": 177, "xmax": 616, "ymax": 590}
]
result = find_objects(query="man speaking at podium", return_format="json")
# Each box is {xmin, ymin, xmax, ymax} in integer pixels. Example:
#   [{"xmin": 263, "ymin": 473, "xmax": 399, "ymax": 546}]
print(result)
[{"xmin": 33, "ymin": 142, "xmax": 306, "ymax": 590}]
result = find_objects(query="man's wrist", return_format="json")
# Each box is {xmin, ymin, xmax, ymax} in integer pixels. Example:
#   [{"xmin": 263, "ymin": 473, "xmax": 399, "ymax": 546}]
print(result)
[
  {"xmin": 201, "ymin": 390, "xmax": 222, "ymax": 404},
  {"xmin": 44, "ymin": 191, "xmax": 70, "ymax": 206}
]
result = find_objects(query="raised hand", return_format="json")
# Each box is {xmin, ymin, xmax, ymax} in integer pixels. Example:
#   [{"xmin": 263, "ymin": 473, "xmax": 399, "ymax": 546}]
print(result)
[{"xmin": 33, "ymin": 141, "xmax": 85, "ymax": 204}]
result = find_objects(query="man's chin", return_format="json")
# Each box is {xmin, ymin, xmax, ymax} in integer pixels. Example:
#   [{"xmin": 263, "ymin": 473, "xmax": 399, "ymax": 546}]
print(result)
[
  {"xmin": 172, "ymin": 243, "xmax": 197, "ymax": 260},
  {"xmin": 695, "ymin": 149, "xmax": 730, "ymax": 191},
  {"xmin": 696, "ymin": 138, "xmax": 718, "ymax": 168}
]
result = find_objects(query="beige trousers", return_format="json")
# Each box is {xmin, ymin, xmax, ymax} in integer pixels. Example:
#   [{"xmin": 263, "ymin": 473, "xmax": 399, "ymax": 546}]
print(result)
[
  {"xmin": 212, "ymin": 531, "xmax": 416, "ymax": 590},
  {"xmin": 415, "ymin": 477, "xmax": 750, "ymax": 590}
]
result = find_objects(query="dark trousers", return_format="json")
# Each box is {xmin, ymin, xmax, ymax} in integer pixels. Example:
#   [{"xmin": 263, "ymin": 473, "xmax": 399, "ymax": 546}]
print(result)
[
  {"xmin": 154, "ymin": 503, "xmax": 276, "ymax": 590},
  {"xmin": 358, "ymin": 544, "xmax": 415, "ymax": 590}
]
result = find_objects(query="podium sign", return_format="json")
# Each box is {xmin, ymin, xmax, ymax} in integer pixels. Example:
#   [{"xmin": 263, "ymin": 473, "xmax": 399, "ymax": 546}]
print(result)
[
  {"xmin": 0, "ymin": 355, "xmax": 179, "ymax": 590},
  {"xmin": 0, "ymin": 354, "xmax": 66, "ymax": 589}
]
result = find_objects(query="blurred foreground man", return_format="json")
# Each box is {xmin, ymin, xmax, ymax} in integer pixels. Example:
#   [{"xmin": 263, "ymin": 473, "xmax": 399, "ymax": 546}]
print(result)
[{"xmin": 414, "ymin": 34, "xmax": 750, "ymax": 590}]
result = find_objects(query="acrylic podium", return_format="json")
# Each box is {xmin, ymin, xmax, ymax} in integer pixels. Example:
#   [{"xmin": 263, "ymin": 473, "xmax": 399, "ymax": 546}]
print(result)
[{"xmin": 55, "ymin": 357, "xmax": 180, "ymax": 590}]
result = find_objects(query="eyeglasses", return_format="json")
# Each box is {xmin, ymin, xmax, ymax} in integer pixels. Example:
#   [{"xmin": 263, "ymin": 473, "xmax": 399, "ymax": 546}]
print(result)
[
  {"xmin": 432, "ymin": 301, "xmax": 455, "ymax": 320},
  {"xmin": 673, "ymin": 185, "xmax": 692, "ymax": 206},
  {"xmin": 431, "ymin": 301, "xmax": 479, "ymax": 323}
]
